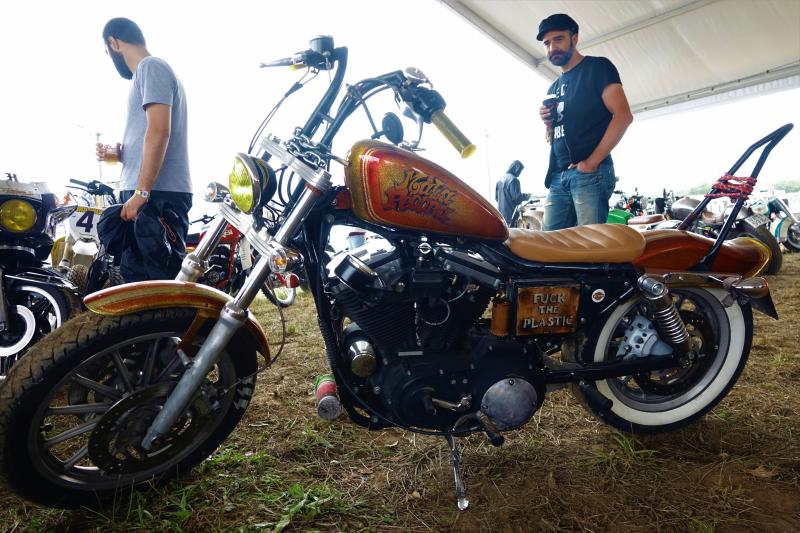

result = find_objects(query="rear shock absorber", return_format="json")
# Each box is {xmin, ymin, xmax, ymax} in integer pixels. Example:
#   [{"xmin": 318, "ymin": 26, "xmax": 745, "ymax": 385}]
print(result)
[{"xmin": 637, "ymin": 276, "xmax": 693, "ymax": 356}]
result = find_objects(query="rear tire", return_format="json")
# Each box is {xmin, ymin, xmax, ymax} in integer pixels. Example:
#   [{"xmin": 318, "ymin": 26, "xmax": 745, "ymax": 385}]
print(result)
[
  {"xmin": 738, "ymin": 224, "xmax": 782, "ymax": 275},
  {"xmin": 572, "ymin": 288, "xmax": 752, "ymax": 434},
  {"xmin": 0, "ymin": 308, "xmax": 257, "ymax": 508}
]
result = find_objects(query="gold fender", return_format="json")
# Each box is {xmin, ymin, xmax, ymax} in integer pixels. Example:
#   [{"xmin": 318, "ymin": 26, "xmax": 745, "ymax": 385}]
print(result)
[{"xmin": 84, "ymin": 280, "xmax": 270, "ymax": 360}]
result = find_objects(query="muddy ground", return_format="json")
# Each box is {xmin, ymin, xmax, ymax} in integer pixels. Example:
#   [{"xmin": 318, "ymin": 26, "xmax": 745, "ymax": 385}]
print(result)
[{"xmin": 1, "ymin": 255, "xmax": 798, "ymax": 532}]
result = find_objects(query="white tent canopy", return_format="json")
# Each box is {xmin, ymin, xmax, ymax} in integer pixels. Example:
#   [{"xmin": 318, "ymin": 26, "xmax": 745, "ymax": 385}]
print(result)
[{"xmin": 439, "ymin": 0, "xmax": 800, "ymax": 114}]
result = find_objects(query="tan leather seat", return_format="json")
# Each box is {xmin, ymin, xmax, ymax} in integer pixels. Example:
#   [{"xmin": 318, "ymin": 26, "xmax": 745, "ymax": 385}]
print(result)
[
  {"xmin": 628, "ymin": 214, "xmax": 664, "ymax": 225},
  {"xmin": 505, "ymin": 224, "xmax": 647, "ymax": 263}
]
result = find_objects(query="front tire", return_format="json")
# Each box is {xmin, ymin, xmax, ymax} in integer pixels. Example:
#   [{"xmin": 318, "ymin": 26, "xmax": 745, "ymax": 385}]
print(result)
[
  {"xmin": 0, "ymin": 307, "xmax": 257, "ymax": 508},
  {"xmin": 574, "ymin": 288, "xmax": 752, "ymax": 434}
]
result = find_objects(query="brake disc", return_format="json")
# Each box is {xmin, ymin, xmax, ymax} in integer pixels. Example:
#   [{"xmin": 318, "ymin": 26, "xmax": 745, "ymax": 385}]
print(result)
[{"xmin": 87, "ymin": 382, "xmax": 211, "ymax": 475}]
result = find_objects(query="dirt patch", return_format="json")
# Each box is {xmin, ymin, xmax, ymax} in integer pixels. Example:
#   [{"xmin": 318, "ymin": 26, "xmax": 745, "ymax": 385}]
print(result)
[{"xmin": 1, "ymin": 255, "xmax": 799, "ymax": 532}]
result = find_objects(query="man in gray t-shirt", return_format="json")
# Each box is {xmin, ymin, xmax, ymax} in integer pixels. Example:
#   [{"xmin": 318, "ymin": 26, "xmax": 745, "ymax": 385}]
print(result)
[{"xmin": 97, "ymin": 17, "xmax": 192, "ymax": 281}]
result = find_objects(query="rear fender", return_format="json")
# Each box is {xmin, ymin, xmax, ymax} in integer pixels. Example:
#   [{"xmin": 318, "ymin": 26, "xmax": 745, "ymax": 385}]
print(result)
[
  {"xmin": 84, "ymin": 280, "xmax": 270, "ymax": 361},
  {"xmin": 656, "ymin": 271, "xmax": 778, "ymax": 320},
  {"xmin": 633, "ymin": 229, "xmax": 770, "ymax": 277}
]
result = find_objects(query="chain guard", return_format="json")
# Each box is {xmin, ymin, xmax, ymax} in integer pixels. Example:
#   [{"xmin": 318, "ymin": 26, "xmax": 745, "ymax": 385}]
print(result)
[{"xmin": 87, "ymin": 382, "xmax": 211, "ymax": 475}]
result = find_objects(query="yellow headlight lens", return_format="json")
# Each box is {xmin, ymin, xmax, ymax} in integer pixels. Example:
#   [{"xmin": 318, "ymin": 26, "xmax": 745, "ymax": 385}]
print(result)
[
  {"xmin": 228, "ymin": 154, "xmax": 260, "ymax": 214},
  {"xmin": 0, "ymin": 199, "xmax": 37, "ymax": 232}
]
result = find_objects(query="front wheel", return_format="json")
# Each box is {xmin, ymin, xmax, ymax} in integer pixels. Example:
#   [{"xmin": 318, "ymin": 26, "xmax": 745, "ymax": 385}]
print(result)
[
  {"xmin": 0, "ymin": 307, "xmax": 257, "ymax": 508},
  {"xmin": 783, "ymin": 221, "xmax": 800, "ymax": 252},
  {"xmin": 0, "ymin": 280, "xmax": 74, "ymax": 373},
  {"xmin": 573, "ymin": 288, "xmax": 752, "ymax": 434}
]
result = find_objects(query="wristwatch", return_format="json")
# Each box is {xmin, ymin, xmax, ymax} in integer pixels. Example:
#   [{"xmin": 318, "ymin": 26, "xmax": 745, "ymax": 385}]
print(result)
[{"xmin": 134, "ymin": 189, "xmax": 151, "ymax": 201}]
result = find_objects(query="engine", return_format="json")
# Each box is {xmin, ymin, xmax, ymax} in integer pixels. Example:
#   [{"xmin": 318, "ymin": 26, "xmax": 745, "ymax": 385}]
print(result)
[{"xmin": 327, "ymin": 237, "xmax": 546, "ymax": 431}]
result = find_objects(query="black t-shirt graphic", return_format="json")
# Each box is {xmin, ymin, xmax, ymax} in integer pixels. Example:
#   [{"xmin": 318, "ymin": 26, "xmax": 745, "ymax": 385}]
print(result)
[{"xmin": 548, "ymin": 56, "xmax": 621, "ymax": 171}]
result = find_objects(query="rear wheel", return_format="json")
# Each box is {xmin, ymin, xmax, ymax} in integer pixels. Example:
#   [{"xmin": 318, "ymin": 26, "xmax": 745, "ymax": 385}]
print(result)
[
  {"xmin": 0, "ymin": 307, "xmax": 257, "ymax": 508},
  {"xmin": 573, "ymin": 288, "xmax": 752, "ymax": 434}
]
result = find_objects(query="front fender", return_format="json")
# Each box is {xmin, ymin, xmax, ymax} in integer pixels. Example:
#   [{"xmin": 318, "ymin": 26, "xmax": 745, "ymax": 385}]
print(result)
[{"xmin": 84, "ymin": 281, "xmax": 270, "ymax": 360}]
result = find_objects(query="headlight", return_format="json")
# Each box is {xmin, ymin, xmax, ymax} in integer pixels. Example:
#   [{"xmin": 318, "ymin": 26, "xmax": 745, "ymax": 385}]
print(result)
[
  {"xmin": 228, "ymin": 153, "xmax": 261, "ymax": 213},
  {"xmin": 0, "ymin": 199, "xmax": 37, "ymax": 232}
]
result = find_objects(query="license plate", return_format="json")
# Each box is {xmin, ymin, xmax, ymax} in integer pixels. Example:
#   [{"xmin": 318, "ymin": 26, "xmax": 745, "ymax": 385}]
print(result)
[
  {"xmin": 515, "ymin": 285, "xmax": 580, "ymax": 335},
  {"xmin": 744, "ymin": 213, "xmax": 770, "ymax": 228}
]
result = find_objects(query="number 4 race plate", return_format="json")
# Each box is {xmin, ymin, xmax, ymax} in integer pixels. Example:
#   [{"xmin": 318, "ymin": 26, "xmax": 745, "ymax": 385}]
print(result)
[{"xmin": 68, "ymin": 206, "xmax": 104, "ymax": 241}]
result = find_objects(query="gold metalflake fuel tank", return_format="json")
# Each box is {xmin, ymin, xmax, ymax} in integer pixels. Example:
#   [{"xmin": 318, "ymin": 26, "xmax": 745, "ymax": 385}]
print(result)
[{"xmin": 345, "ymin": 140, "xmax": 508, "ymax": 241}]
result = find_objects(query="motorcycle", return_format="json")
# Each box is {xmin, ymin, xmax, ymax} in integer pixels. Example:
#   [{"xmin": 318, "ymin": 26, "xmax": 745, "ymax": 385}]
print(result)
[
  {"xmin": 667, "ymin": 194, "xmax": 783, "ymax": 275},
  {"xmin": 0, "ymin": 173, "xmax": 79, "ymax": 375},
  {"xmin": 0, "ymin": 36, "xmax": 789, "ymax": 511},
  {"xmin": 749, "ymin": 195, "xmax": 800, "ymax": 252},
  {"xmin": 187, "ymin": 182, "xmax": 298, "ymax": 306},
  {"xmin": 51, "ymin": 178, "xmax": 122, "ymax": 295}
]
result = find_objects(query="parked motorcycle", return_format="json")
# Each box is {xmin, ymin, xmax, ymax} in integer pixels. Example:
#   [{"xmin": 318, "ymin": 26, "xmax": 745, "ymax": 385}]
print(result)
[
  {"xmin": 0, "ymin": 173, "xmax": 79, "ymax": 374},
  {"xmin": 668, "ymin": 194, "xmax": 783, "ymax": 274},
  {"xmin": 0, "ymin": 38, "xmax": 789, "ymax": 512},
  {"xmin": 188, "ymin": 182, "xmax": 298, "ymax": 306},
  {"xmin": 52, "ymin": 178, "xmax": 121, "ymax": 295},
  {"xmin": 750, "ymin": 195, "xmax": 800, "ymax": 252}
]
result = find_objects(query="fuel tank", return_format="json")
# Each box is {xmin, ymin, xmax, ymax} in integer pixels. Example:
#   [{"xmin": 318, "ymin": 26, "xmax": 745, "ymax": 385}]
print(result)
[{"xmin": 345, "ymin": 140, "xmax": 508, "ymax": 241}]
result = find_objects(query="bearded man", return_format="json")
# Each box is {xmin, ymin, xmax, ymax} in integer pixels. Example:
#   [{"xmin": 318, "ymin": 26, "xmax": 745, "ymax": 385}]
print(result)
[
  {"xmin": 97, "ymin": 17, "xmax": 192, "ymax": 282},
  {"xmin": 537, "ymin": 14, "xmax": 633, "ymax": 230}
]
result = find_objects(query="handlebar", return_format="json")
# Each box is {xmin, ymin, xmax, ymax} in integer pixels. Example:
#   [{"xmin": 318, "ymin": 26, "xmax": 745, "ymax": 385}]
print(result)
[
  {"xmin": 69, "ymin": 179, "xmax": 89, "ymax": 187},
  {"xmin": 431, "ymin": 110, "xmax": 476, "ymax": 159}
]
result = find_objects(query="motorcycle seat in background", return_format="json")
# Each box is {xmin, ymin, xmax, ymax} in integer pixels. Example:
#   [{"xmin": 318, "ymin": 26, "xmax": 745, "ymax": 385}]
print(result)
[
  {"xmin": 505, "ymin": 224, "xmax": 646, "ymax": 263},
  {"xmin": 628, "ymin": 214, "xmax": 665, "ymax": 225}
]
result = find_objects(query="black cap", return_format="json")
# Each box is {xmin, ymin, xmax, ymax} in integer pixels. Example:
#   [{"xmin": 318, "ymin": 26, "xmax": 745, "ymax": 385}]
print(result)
[{"xmin": 536, "ymin": 14, "xmax": 579, "ymax": 41}]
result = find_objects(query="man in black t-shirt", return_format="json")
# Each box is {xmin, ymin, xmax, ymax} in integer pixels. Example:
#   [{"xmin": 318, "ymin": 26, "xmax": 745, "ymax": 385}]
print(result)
[{"xmin": 536, "ymin": 14, "xmax": 633, "ymax": 230}]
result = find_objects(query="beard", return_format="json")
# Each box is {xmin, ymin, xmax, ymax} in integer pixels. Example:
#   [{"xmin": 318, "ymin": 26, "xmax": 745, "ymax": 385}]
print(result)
[
  {"xmin": 110, "ymin": 50, "xmax": 133, "ymax": 80},
  {"xmin": 548, "ymin": 43, "xmax": 574, "ymax": 67}
]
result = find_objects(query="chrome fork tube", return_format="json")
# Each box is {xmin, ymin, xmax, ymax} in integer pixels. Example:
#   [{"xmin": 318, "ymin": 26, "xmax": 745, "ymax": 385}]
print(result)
[
  {"xmin": 143, "ymin": 187, "xmax": 321, "ymax": 449},
  {"xmin": 176, "ymin": 215, "xmax": 229, "ymax": 282},
  {"xmin": 0, "ymin": 268, "xmax": 8, "ymax": 332}
]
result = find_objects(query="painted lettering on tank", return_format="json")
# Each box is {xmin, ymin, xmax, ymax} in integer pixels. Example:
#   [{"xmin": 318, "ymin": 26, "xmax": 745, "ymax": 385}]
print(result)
[{"xmin": 382, "ymin": 169, "xmax": 457, "ymax": 224}]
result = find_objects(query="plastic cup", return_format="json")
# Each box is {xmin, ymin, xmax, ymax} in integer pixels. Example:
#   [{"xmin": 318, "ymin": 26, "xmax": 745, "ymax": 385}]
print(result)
[{"xmin": 103, "ymin": 144, "xmax": 120, "ymax": 165}]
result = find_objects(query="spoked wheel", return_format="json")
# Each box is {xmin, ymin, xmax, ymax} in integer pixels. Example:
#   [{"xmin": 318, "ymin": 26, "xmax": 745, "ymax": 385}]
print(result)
[
  {"xmin": 0, "ymin": 282, "xmax": 73, "ymax": 374},
  {"xmin": 0, "ymin": 308, "xmax": 257, "ymax": 508},
  {"xmin": 574, "ymin": 288, "xmax": 752, "ymax": 433}
]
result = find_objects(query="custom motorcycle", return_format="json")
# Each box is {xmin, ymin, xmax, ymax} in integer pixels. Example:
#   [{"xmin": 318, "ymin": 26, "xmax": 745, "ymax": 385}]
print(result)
[
  {"xmin": 0, "ymin": 37, "xmax": 789, "ymax": 510},
  {"xmin": 0, "ymin": 173, "xmax": 79, "ymax": 375}
]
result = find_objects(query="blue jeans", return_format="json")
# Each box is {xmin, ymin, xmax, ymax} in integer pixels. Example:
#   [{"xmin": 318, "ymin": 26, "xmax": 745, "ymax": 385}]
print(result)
[{"xmin": 542, "ymin": 164, "xmax": 617, "ymax": 231}]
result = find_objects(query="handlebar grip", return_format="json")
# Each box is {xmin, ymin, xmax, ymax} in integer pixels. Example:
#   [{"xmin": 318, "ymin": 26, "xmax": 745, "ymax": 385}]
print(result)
[
  {"xmin": 70, "ymin": 179, "xmax": 89, "ymax": 186},
  {"xmin": 430, "ymin": 110, "xmax": 476, "ymax": 159}
]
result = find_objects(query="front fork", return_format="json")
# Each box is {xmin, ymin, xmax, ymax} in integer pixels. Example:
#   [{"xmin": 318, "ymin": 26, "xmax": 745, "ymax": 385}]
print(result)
[
  {"xmin": 142, "ymin": 189, "xmax": 318, "ymax": 449},
  {"xmin": 0, "ymin": 267, "xmax": 8, "ymax": 333}
]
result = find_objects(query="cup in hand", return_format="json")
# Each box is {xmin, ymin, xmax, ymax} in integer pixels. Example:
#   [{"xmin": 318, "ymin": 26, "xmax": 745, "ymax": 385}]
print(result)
[
  {"xmin": 542, "ymin": 95, "xmax": 559, "ymax": 126},
  {"xmin": 98, "ymin": 143, "xmax": 120, "ymax": 165}
]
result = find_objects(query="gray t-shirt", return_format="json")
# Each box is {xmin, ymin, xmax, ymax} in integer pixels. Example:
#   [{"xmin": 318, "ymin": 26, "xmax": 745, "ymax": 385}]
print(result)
[{"xmin": 121, "ymin": 56, "xmax": 191, "ymax": 193}]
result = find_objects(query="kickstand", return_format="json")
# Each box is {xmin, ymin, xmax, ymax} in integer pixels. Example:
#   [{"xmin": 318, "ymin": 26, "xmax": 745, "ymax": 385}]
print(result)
[{"xmin": 446, "ymin": 434, "xmax": 469, "ymax": 510}]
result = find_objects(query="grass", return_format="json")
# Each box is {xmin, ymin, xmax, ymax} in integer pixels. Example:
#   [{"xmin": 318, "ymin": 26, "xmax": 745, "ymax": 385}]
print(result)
[{"xmin": 1, "ymin": 256, "xmax": 799, "ymax": 531}]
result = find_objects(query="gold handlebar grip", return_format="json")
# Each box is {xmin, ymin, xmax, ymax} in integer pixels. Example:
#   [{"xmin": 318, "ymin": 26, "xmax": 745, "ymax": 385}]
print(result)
[{"xmin": 431, "ymin": 110, "xmax": 476, "ymax": 159}]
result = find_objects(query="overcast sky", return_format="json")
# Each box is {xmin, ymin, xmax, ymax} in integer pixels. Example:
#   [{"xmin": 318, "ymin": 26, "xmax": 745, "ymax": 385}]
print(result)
[{"xmin": 1, "ymin": 0, "xmax": 798, "ymax": 216}]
